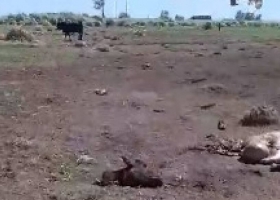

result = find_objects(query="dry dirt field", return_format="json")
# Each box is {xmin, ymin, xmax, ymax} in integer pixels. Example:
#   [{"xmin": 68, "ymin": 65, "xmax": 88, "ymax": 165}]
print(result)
[{"xmin": 1, "ymin": 25, "xmax": 280, "ymax": 200}]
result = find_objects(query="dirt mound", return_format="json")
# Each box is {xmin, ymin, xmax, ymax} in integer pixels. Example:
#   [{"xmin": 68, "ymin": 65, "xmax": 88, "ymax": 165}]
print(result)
[{"xmin": 240, "ymin": 105, "xmax": 279, "ymax": 126}]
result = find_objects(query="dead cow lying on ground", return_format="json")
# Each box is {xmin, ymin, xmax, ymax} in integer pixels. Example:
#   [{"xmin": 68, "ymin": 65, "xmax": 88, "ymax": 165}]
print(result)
[
  {"xmin": 96, "ymin": 156, "xmax": 163, "ymax": 188},
  {"xmin": 239, "ymin": 131, "xmax": 280, "ymax": 165}
]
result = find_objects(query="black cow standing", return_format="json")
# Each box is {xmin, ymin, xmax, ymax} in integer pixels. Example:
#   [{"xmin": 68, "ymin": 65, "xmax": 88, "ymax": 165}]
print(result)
[{"xmin": 56, "ymin": 21, "xmax": 83, "ymax": 41}]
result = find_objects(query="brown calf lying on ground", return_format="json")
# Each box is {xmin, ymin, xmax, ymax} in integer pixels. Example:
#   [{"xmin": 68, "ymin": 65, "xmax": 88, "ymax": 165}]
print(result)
[{"xmin": 96, "ymin": 156, "xmax": 163, "ymax": 188}]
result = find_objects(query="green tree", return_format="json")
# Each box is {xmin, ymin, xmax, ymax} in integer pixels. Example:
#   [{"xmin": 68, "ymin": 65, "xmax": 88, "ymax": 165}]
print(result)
[
  {"xmin": 118, "ymin": 12, "xmax": 130, "ymax": 19},
  {"xmin": 175, "ymin": 14, "xmax": 184, "ymax": 21},
  {"xmin": 160, "ymin": 10, "xmax": 169, "ymax": 20},
  {"xmin": 93, "ymin": 0, "xmax": 105, "ymax": 19}
]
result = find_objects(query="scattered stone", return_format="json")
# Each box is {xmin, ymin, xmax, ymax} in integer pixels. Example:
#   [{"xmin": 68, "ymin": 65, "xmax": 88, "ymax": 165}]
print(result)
[
  {"xmin": 48, "ymin": 193, "xmax": 58, "ymax": 200},
  {"xmin": 200, "ymin": 103, "xmax": 216, "ymax": 110},
  {"xmin": 117, "ymin": 66, "xmax": 125, "ymax": 70},
  {"xmin": 135, "ymin": 53, "xmax": 144, "ymax": 56},
  {"xmin": 218, "ymin": 120, "xmax": 226, "ymax": 130},
  {"xmin": 201, "ymin": 83, "xmax": 228, "ymax": 94},
  {"xmin": 77, "ymin": 155, "xmax": 96, "ymax": 165},
  {"xmin": 142, "ymin": 62, "xmax": 151, "ymax": 70},
  {"xmin": 74, "ymin": 41, "xmax": 87, "ymax": 48},
  {"xmin": 238, "ymin": 47, "xmax": 245, "ymax": 51},
  {"xmin": 110, "ymin": 36, "xmax": 119, "ymax": 40},
  {"xmin": 162, "ymin": 44, "xmax": 170, "ymax": 48},
  {"xmin": 167, "ymin": 65, "xmax": 174, "ymax": 69},
  {"xmin": 190, "ymin": 78, "xmax": 207, "ymax": 84},
  {"xmin": 188, "ymin": 135, "xmax": 244, "ymax": 157},
  {"xmin": 95, "ymin": 89, "xmax": 108, "ymax": 96},
  {"xmin": 96, "ymin": 44, "xmax": 110, "ymax": 52},
  {"xmin": 213, "ymin": 51, "xmax": 222, "ymax": 55},
  {"xmin": 222, "ymin": 44, "xmax": 228, "ymax": 49},
  {"xmin": 153, "ymin": 109, "xmax": 165, "ymax": 113},
  {"xmin": 194, "ymin": 53, "xmax": 204, "ymax": 57},
  {"xmin": 240, "ymin": 105, "xmax": 279, "ymax": 126},
  {"xmin": 253, "ymin": 52, "xmax": 263, "ymax": 58}
]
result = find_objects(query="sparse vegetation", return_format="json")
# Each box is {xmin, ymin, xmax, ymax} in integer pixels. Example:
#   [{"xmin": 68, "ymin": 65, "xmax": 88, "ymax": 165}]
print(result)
[
  {"xmin": 5, "ymin": 27, "xmax": 34, "ymax": 42},
  {"xmin": 2, "ymin": 9, "xmax": 280, "ymax": 200}
]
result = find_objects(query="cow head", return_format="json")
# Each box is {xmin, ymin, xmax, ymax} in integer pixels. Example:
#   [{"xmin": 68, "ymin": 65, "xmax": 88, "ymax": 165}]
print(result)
[{"xmin": 56, "ymin": 22, "xmax": 65, "ymax": 30}]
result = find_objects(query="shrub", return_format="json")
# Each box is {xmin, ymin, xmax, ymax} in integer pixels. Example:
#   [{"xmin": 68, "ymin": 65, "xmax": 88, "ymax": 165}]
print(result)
[
  {"xmin": 48, "ymin": 18, "xmax": 57, "ymax": 26},
  {"xmin": 158, "ymin": 22, "xmax": 166, "ymax": 27},
  {"xmin": 92, "ymin": 15, "xmax": 103, "ymax": 22},
  {"xmin": 117, "ymin": 20, "xmax": 128, "ymax": 27},
  {"xmin": 105, "ymin": 19, "xmax": 115, "ymax": 27},
  {"xmin": 253, "ymin": 22, "xmax": 262, "ymax": 27},
  {"xmin": 85, "ymin": 22, "xmax": 94, "ymax": 27},
  {"xmin": 168, "ymin": 22, "xmax": 175, "ymax": 27},
  {"xmin": 240, "ymin": 105, "xmax": 279, "ymax": 126},
  {"xmin": 175, "ymin": 15, "xmax": 184, "ymax": 22},
  {"xmin": 147, "ymin": 21, "xmax": 154, "ymax": 26},
  {"xmin": 202, "ymin": 22, "xmax": 212, "ymax": 30},
  {"xmin": 24, "ymin": 21, "xmax": 33, "ymax": 26},
  {"xmin": 47, "ymin": 26, "xmax": 54, "ymax": 32},
  {"xmin": 34, "ymin": 26, "xmax": 44, "ymax": 32},
  {"xmin": 118, "ymin": 12, "xmax": 130, "ymax": 19},
  {"xmin": 42, "ymin": 20, "xmax": 51, "ymax": 26},
  {"xmin": 179, "ymin": 22, "xmax": 193, "ymax": 27},
  {"xmin": 140, "ymin": 22, "xmax": 146, "ymax": 26},
  {"xmin": 6, "ymin": 27, "xmax": 34, "ymax": 42},
  {"xmin": 9, "ymin": 20, "xmax": 17, "ymax": 26}
]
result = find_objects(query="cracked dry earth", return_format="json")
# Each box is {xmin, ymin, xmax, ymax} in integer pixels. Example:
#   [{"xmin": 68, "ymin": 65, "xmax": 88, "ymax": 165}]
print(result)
[{"xmin": 1, "ymin": 30, "xmax": 280, "ymax": 200}]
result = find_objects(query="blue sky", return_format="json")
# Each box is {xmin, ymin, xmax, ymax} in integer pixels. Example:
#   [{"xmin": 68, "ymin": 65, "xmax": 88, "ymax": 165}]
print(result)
[{"xmin": 0, "ymin": 0, "xmax": 279, "ymax": 20}]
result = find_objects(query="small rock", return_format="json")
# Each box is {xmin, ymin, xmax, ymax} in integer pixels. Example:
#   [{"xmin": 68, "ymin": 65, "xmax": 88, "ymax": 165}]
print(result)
[
  {"xmin": 48, "ymin": 193, "xmax": 58, "ymax": 200},
  {"xmin": 96, "ymin": 44, "xmax": 110, "ymax": 52},
  {"xmin": 167, "ymin": 65, "xmax": 174, "ymax": 69},
  {"xmin": 200, "ymin": 103, "xmax": 216, "ymax": 110},
  {"xmin": 191, "ymin": 78, "xmax": 207, "ymax": 84},
  {"xmin": 222, "ymin": 45, "xmax": 228, "ymax": 49},
  {"xmin": 77, "ymin": 155, "xmax": 96, "ymax": 165},
  {"xmin": 153, "ymin": 109, "xmax": 165, "ymax": 113},
  {"xmin": 95, "ymin": 89, "xmax": 108, "ymax": 96},
  {"xmin": 213, "ymin": 52, "xmax": 222, "ymax": 55},
  {"xmin": 110, "ymin": 36, "xmax": 119, "ymax": 40},
  {"xmin": 218, "ymin": 120, "xmax": 226, "ymax": 130},
  {"xmin": 75, "ymin": 41, "xmax": 87, "ymax": 47},
  {"xmin": 162, "ymin": 44, "xmax": 170, "ymax": 48},
  {"xmin": 142, "ymin": 62, "xmax": 151, "ymax": 70},
  {"xmin": 194, "ymin": 53, "xmax": 204, "ymax": 57}
]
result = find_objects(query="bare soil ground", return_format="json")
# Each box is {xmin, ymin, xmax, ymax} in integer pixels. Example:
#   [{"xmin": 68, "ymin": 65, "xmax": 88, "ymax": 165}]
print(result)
[{"xmin": 1, "ymin": 26, "xmax": 280, "ymax": 200}]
